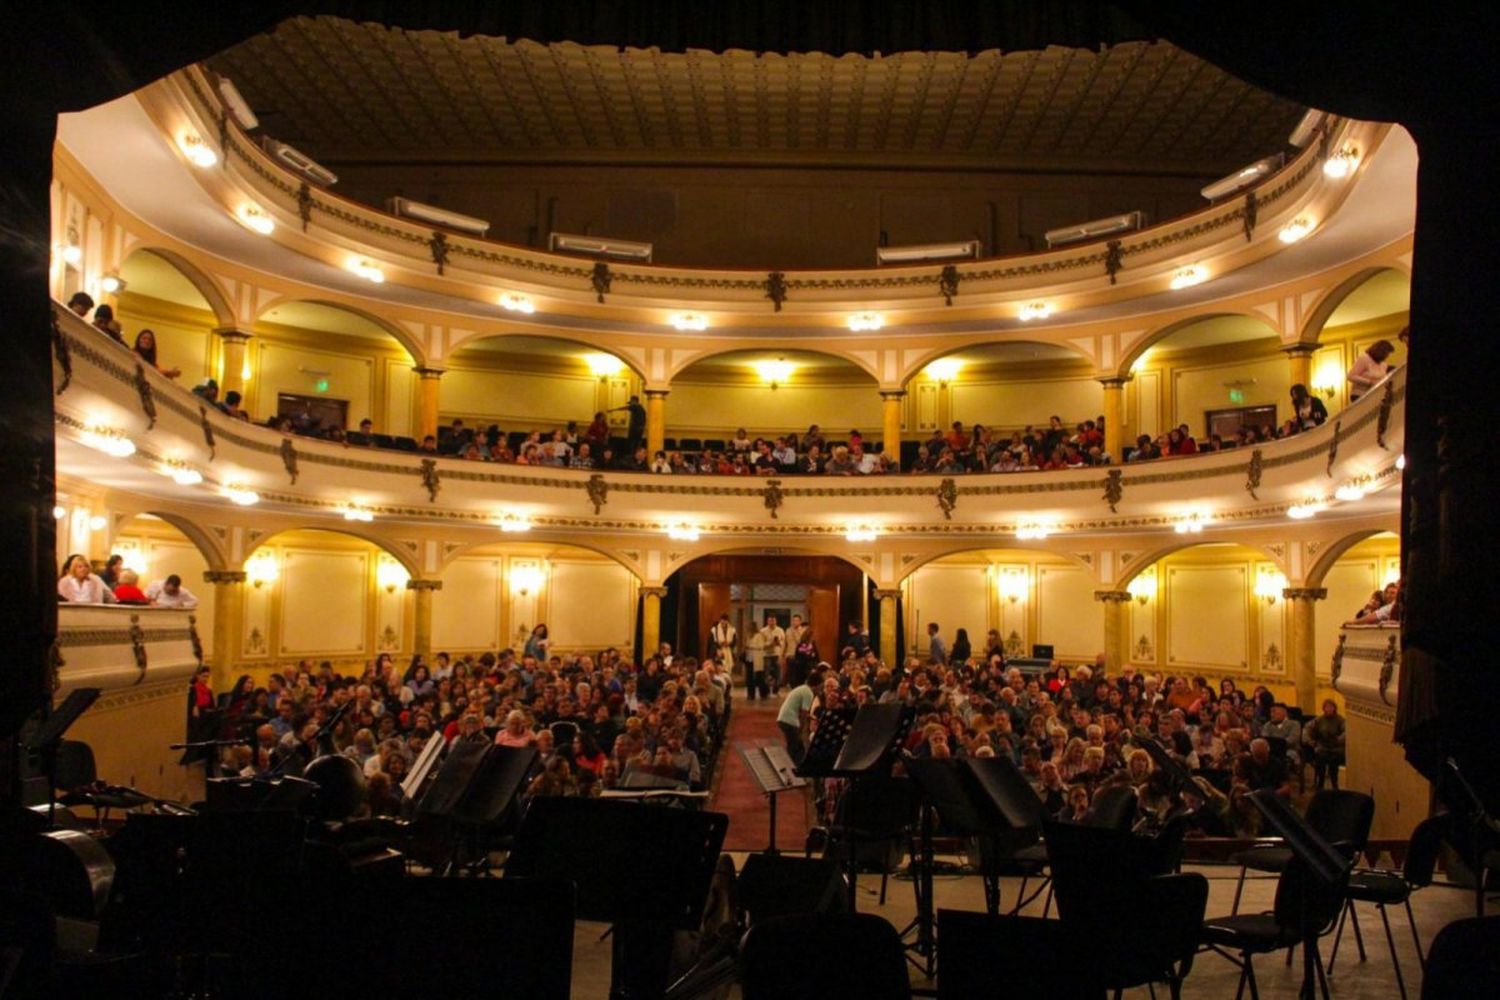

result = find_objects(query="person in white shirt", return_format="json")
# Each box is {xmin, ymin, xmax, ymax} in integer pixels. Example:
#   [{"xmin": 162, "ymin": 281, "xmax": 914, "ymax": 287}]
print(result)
[
  {"xmin": 1346, "ymin": 339, "xmax": 1396, "ymax": 400},
  {"xmin": 772, "ymin": 438, "xmax": 796, "ymax": 466},
  {"xmin": 757, "ymin": 615, "xmax": 785, "ymax": 699},
  {"xmin": 709, "ymin": 614, "xmax": 738, "ymax": 672},
  {"xmin": 544, "ymin": 430, "xmax": 573, "ymax": 465},
  {"xmin": 58, "ymin": 554, "xmax": 115, "ymax": 604},
  {"xmin": 146, "ymin": 574, "xmax": 199, "ymax": 609}
]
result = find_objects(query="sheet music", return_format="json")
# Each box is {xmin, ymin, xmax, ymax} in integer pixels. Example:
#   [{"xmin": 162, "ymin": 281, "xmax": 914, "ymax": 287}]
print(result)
[{"xmin": 737, "ymin": 742, "xmax": 807, "ymax": 793}]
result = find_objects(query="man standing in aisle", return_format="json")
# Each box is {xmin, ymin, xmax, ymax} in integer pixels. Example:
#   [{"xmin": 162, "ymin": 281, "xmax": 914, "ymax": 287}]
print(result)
[
  {"xmin": 777, "ymin": 668, "xmax": 820, "ymax": 764},
  {"xmin": 927, "ymin": 621, "xmax": 948, "ymax": 665},
  {"xmin": 757, "ymin": 613, "xmax": 785, "ymax": 699},
  {"xmin": 709, "ymin": 613, "xmax": 738, "ymax": 683}
]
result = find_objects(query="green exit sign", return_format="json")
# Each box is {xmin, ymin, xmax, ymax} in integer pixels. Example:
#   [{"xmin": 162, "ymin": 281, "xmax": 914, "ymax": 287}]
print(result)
[
  {"xmin": 315, "ymin": 378, "xmax": 330, "ymax": 393},
  {"xmin": 1228, "ymin": 388, "xmax": 1245, "ymax": 404}
]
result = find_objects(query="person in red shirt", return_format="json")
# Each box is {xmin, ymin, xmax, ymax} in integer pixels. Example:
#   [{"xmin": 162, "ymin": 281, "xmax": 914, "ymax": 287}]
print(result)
[
  {"xmin": 112, "ymin": 569, "xmax": 150, "ymax": 604},
  {"xmin": 945, "ymin": 421, "xmax": 967, "ymax": 453}
]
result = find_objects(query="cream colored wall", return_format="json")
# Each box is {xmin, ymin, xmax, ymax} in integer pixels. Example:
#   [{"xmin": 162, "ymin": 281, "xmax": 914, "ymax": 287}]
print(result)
[
  {"xmin": 251, "ymin": 341, "xmax": 377, "ymax": 425},
  {"xmin": 68, "ymin": 689, "xmax": 198, "ymax": 802},
  {"xmin": 667, "ymin": 381, "xmax": 883, "ymax": 439},
  {"xmin": 547, "ymin": 559, "xmax": 637, "ymax": 651},
  {"xmin": 114, "ymin": 294, "xmax": 215, "ymax": 384},
  {"xmin": 1171, "ymin": 355, "xmax": 1288, "ymax": 436},
  {"xmin": 904, "ymin": 552, "xmax": 1102, "ymax": 662},
  {"xmin": 440, "ymin": 366, "xmax": 600, "ymax": 429},
  {"xmin": 946, "ymin": 375, "xmax": 1101, "ymax": 432},
  {"xmin": 1309, "ymin": 312, "xmax": 1409, "ymax": 417}
]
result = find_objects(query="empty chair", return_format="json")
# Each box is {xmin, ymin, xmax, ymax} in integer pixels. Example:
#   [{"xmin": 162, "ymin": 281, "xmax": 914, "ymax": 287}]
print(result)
[
  {"xmin": 702, "ymin": 438, "xmax": 726, "ymax": 451},
  {"xmin": 740, "ymin": 912, "xmax": 910, "ymax": 1000},
  {"xmin": 1203, "ymin": 857, "xmax": 1347, "ymax": 1000},
  {"xmin": 1327, "ymin": 813, "xmax": 1451, "ymax": 998},
  {"xmin": 678, "ymin": 437, "xmax": 702, "ymax": 452},
  {"xmin": 1087, "ymin": 783, "xmax": 1139, "ymax": 831},
  {"xmin": 1230, "ymin": 789, "xmax": 1373, "ymax": 913},
  {"xmin": 391, "ymin": 436, "xmax": 417, "ymax": 451},
  {"xmin": 663, "ymin": 437, "xmax": 677, "ymax": 450}
]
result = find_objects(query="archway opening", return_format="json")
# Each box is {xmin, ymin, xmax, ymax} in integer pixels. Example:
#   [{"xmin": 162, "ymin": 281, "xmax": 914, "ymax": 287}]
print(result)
[
  {"xmin": 1302, "ymin": 269, "xmax": 1410, "ymax": 413},
  {"xmin": 252, "ymin": 300, "xmax": 422, "ymax": 437},
  {"xmin": 1126, "ymin": 314, "xmax": 1283, "ymax": 444},
  {"xmin": 1308, "ymin": 530, "xmax": 1400, "ymax": 678},
  {"xmin": 116, "ymin": 247, "xmax": 230, "ymax": 388},
  {"xmin": 111, "ymin": 512, "xmax": 218, "ymax": 653}
]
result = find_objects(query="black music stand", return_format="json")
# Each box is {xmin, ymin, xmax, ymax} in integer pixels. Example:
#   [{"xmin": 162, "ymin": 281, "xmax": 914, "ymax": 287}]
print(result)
[
  {"xmin": 505, "ymin": 796, "xmax": 728, "ymax": 1000},
  {"xmin": 26, "ymin": 688, "xmax": 99, "ymax": 826},
  {"xmin": 1133, "ymin": 733, "xmax": 1198, "ymax": 794},
  {"xmin": 903, "ymin": 755, "xmax": 1046, "ymax": 977},
  {"xmin": 415, "ymin": 743, "xmax": 537, "ymax": 874},
  {"xmin": 1248, "ymin": 789, "xmax": 1352, "ymax": 999},
  {"xmin": 795, "ymin": 702, "xmax": 915, "ymax": 911},
  {"xmin": 737, "ymin": 742, "xmax": 806, "ymax": 854}
]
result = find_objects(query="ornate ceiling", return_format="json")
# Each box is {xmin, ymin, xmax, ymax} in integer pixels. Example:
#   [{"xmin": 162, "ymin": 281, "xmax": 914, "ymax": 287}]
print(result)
[{"xmin": 209, "ymin": 17, "xmax": 1304, "ymax": 173}]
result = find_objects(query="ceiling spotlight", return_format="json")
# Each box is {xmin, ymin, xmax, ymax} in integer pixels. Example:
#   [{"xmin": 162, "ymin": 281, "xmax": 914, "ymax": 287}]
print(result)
[
  {"xmin": 82, "ymin": 426, "xmax": 135, "ymax": 458},
  {"xmin": 1286, "ymin": 503, "xmax": 1323, "ymax": 520},
  {"xmin": 1173, "ymin": 512, "xmax": 1208, "ymax": 534},
  {"xmin": 225, "ymin": 485, "xmax": 260, "ymax": 506},
  {"xmin": 1015, "ymin": 522, "xmax": 1054, "ymax": 541},
  {"xmin": 1200, "ymin": 154, "xmax": 1284, "ymax": 201},
  {"xmin": 178, "ymin": 132, "xmax": 218, "ymax": 168},
  {"xmin": 583, "ymin": 353, "xmax": 625, "ymax": 378},
  {"xmin": 1170, "ymin": 265, "xmax": 1208, "ymax": 290},
  {"xmin": 100, "ymin": 273, "xmax": 126, "ymax": 295},
  {"xmin": 350, "ymin": 260, "xmax": 385, "ymax": 283},
  {"xmin": 1278, "ymin": 217, "xmax": 1315, "ymax": 244},
  {"xmin": 1334, "ymin": 483, "xmax": 1366, "ymax": 502},
  {"xmin": 666, "ymin": 523, "xmax": 701, "ymax": 542},
  {"xmin": 844, "ymin": 526, "xmax": 879, "ymax": 543},
  {"xmin": 499, "ymin": 291, "xmax": 535, "ymax": 314},
  {"xmin": 1018, "ymin": 302, "xmax": 1053, "ymax": 321},
  {"xmin": 236, "ymin": 203, "xmax": 275, "ymax": 235},
  {"xmin": 670, "ymin": 313, "xmax": 709, "ymax": 332},
  {"xmin": 342, "ymin": 504, "xmax": 374, "ymax": 523},
  {"xmin": 169, "ymin": 465, "xmax": 203, "ymax": 486},
  {"xmin": 499, "ymin": 513, "xmax": 532, "ymax": 533},
  {"xmin": 847, "ymin": 312, "xmax": 884, "ymax": 332},
  {"xmin": 1323, "ymin": 143, "xmax": 1361, "ymax": 179}
]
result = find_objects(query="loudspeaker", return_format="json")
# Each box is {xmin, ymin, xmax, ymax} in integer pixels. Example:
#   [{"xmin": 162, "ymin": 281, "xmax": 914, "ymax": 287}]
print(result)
[{"xmin": 737, "ymin": 853, "xmax": 844, "ymax": 923}]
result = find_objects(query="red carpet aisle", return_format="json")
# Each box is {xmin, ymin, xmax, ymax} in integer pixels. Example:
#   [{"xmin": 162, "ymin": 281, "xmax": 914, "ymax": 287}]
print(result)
[{"xmin": 710, "ymin": 701, "xmax": 812, "ymax": 852}]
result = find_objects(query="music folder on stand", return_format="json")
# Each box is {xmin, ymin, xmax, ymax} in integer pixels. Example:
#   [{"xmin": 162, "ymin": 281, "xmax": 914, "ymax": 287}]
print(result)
[
  {"xmin": 736, "ymin": 742, "xmax": 806, "ymax": 854},
  {"xmin": 793, "ymin": 702, "xmax": 915, "ymax": 911},
  {"xmin": 901, "ymin": 755, "xmax": 1045, "ymax": 978}
]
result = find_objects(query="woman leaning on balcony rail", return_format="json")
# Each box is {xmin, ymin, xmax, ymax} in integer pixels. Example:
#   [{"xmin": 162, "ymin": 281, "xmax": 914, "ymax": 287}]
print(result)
[{"xmin": 58, "ymin": 553, "xmax": 116, "ymax": 604}]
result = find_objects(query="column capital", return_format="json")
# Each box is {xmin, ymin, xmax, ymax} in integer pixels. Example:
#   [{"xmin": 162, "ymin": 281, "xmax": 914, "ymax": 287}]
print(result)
[
  {"xmin": 1282, "ymin": 587, "xmax": 1328, "ymax": 602},
  {"xmin": 641, "ymin": 586, "xmax": 669, "ymax": 598},
  {"xmin": 413, "ymin": 366, "xmax": 446, "ymax": 380},
  {"xmin": 879, "ymin": 389, "xmax": 908, "ymax": 401},
  {"xmin": 1280, "ymin": 342, "xmax": 1319, "ymax": 358},
  {"xmin": 406, "ymin": 578, "xmax": 443, "ymax": 592},
  {"xmin": 1093, "ymin": 589, "xmax": 1133, "ymax": 603},
  {"xmin": 643, "ymin": 388, "xmax": 670, "ymax": 399},
  {"xmin": 1097, "ymin": 375, "xmax": 1132, "ymax": 388},
  {"xmin": 204, "ymin": 569, "xmax": 247, "ymax": 584},
  {"xmin": 211, "ymin": 327, "xmax": 253, "ymax": 343},
  {"xmin": 873, "ymin": 588, "xmax": 902, "ymax": 601}
]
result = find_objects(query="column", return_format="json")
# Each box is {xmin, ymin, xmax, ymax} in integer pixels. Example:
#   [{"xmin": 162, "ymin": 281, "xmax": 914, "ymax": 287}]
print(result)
[
  {"xmin": 1282, "ymin": 343, "xmax": 1316, "ymax": 390},
  {"xmin": 203, "ymin": 569, "xmax": 246, "ymax": 689},
  {"xmin": 1283, "ymin": 587, "xmax": 1327, "ymax": 715},
  {"xmin": 407, "ymin": 578, "xmax": 443, "ymax": 657},
  {"xmin": 640, "ymin": 586, "xmax": 668, "ymax": 661},
  {"xmin": 1098, "ymin": 376, "xmax": 1129, "ymax": 462},
  {"xmin": 880, "ymin": 391, "xmax": 905, "ymax": 469},
  {"xmin": 214, "ymin": 328, "xmax": 252, "ymax": 397},
  {"xmin": 874, "ymin": 588, "xmax": 901, "ymax": 665},
  {"xmin": 414, "ymin": 367, "xmax": 444, "ymax": 441},
  {"xmin": 644, "ymin": 389, "xmax": 668, "ymax": 457},
  {"xmin": 1093, "ymin": 590, "xmax": 1132, "ymax": 674}
]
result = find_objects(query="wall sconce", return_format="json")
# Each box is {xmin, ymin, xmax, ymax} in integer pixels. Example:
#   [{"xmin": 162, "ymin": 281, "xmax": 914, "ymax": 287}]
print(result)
[
  {"xmin": 1311, "ymin": 360, "xmax": 1342, "ymax": 399},
  {"xmin": 100, "ymin": 272, "xmax": 127, "ymax": 295},
  {"xmin": 512, "ymin": 565, "xmax": 543, "ymax": 597},
  {"xmin": 1278, "ymin": 217, "xmax": 1315, "ymax": 244},
  {"xmin": 998, "ymin": 569, "xmax": 1028, "ymax": 605},
  {"xmin": 56, "ymin": 242, "xmax": 83, "ymax": 266},
  {"xmin": 1127, "ymin": 572, "xmax": 1157, "ymax": 605},
  {"xmin": 88, "ymin": 515, "xmax": 109, "ymax": 533},
  {"xmin": 178, "ymin": 132, "xmax": 218, "ymax": 168},
  {"xmin": 1322, "ymin": 143, "xmax": 1361, "ymax": 179},
  {"xmin": 583, "ymin": 353, "xmax": 625, "ymax": 378},
  {"xmin": 844, "ymin": 525, "xmax": 879, "ymax": 542},
  {"xmin": 245, "ymin": 552, "xmax": 279, "ymax": 589},
  {"xmin": 377, "ymin": 558, "xmax": 409, "ymax": 594},
  {"xmin": 52, "ymin": 505, "xmax": 68, "ymax": 520},
  {"xmin": 499, "ymin": 291, "xmax": 536, "ymax": 314},
  {"xmin": 754, "ymin": 358, "xmax": 794, "ymax": 390},
  {"xmin": 925, "ymin": 357, "xmax": 962, "ymax": 384},
  {"xmin": 1255, "ymin": 570, "xmax": 1289, "ymax": 605}
]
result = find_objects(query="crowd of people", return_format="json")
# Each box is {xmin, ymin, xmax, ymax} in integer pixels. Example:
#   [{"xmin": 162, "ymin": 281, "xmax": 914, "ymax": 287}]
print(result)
[
  {"xmin": 68, "ymin": 292, "xmax": 1403, "ymax": 479},
  {"xmin": 772, "ymin": 629, "xmax": 1349, "ymax": 837},
  {"xmin": 193, "ymin": 640, "xmax": 731, "ymax": 818},
  {"xmin": 57, "ymin": 552, "xmax": 200, "ymax": 608}
]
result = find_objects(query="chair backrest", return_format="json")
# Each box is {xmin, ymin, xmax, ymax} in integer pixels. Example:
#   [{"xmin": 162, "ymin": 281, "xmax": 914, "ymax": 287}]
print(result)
[
  {"xmin": 1086, "ymin": 783, "xmax": 1139, "ymax": 831},
  {"xmin": 1273, "ymin": 858, "xmax": 1347, "ymax": 938},
  {"xmin": 837, "ymin": 774, "xmax": 916, "ymax": 836},
  {"xmin": 1404, "ymin": 813, "xmax": 1454, "ymax": 888},
  {"xmin": 741, "ymin": 912, "xmax": 911, "ymax": 1000},
  {"xmin": 1305, "ymin": 789, "xmax": 1375, "ymax": 852},
  {"xmin": 52, "ymin": 740, "xmax": 98, "ymax": 790}
]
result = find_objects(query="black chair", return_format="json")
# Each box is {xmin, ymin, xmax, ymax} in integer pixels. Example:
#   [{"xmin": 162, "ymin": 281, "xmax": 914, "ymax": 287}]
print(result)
[
  {"xmin": 937, "ymin": 910, "xmax": 1101, "ymax": 999},
  {"xmin": 1202, "ymin": 857, "xmax": 1347, "ymax": 1000},
  {"xmin": 1230, "ymin": 789, "xmax": 1373, "ymax": 913},
  {"xmin": 1047, "ymin": 821, "xmax": 1209, "ymax": 999},
  {"xmin": 1327, "ymin": 813, "xmax": 1449, "ymax": 998},
  {"xmin": 663, "ymin": 437, "xmax": 677, "ymax": 450},
  {"xmin": 740, "ymin": 912, "xmax": 910, "ymax": 1000},
  {"xmin": 1422, "ymin": 915, "xmax": 1500, "ymax": 997},
  {"xmin": 391, "ymin": 435, "xmax": 417, "ymax": 451},
  {"xmin": 53, "ymin": 741, "xmax": 142, "ymax": 826},
  {"xmin": 827, "ymin": 775, "xmax": 915, "ymax": 905},
  {"xmin": 345, "ymin": 431, "xmax": 371, "ymax": 445},
  {"xmin": 1087, "ymin": 783, "xmax": 1139, "ymax": 831},
  {"xmin": 372, "ymin": 433, "xmax": 396, "ymax": 449},
  {"xmin": 703, "ymin": 438, "xmax": 726, "ymax": 451},
  {"xmin": 679, "ymin": 438, "xmax": 702, "ymax": 452}
]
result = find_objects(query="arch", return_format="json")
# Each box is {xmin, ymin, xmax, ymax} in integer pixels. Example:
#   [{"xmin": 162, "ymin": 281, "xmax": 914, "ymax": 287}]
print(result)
[
  {"xmin": 444, "ymin": 330, "xmax": 647, "ymax": 382},
  {"xmin": 253, "ymin": 297, "xmax": 426, "ymax": 367},
  {"xmin": 243, "ymin": 525, "xmax": 420, "ymax": 578},
  {"xmin": 1305, "ymin": 529, "xmax": 1400, "ymax": 588},
  {"xmin": 1115, "ymin": 311, "xmax": 1282, "ymax": 378},
  {"xmin": 1295, "ymin": 266, "xmax": 1411, "ymax": 346},
  {"xmin": 1117, "ymin": 539, "xmax": 1287, "ymax": 588},
  {"xmin": 664, "ymin": 544, "xmax": 872, "ymax": 583},
  {"xmin": 895, "ymin": 544, "xmax": 1097, "ymax": 585},
  {"xmin": 136, "ymin": 510, "xmax": 228, "ymax": 571},
  {"xmin": 899, "ymin": 339, "xmax": 1091, "ymax": 389},
  {"xmin": 120, "ymin": 246, "xmax": 236, "ymax": 327},
  {"xmin": 668, "ymin": 346, "xmax": 880, "ymax": 385},
  {"xmin": 438, "ymin": 535, "xmax": 644, "ymax": 582}
]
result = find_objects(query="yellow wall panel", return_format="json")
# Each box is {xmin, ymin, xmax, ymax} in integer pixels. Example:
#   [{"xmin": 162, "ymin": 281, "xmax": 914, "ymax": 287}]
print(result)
[
  {"xmin": 279, "ymin": 548, "xmax": 368, "ymax": 655},
  {"xmin": 1166, "ymin": 564, "xmax": 1248, "ymax": 670},
  {"xmin": 1036, "ymin": 565, "xmax": 1103, "ymax": 660},
  {"xmin": 547, "ymin": 560, "xmax": 636, "ymax": 650},
  {"xmin": 253, "ymin": 342, "xmax": 375, "ymax": 426},
  {"xmin": 1173, "ymin": 356, "xmax": 1288, "ymax": 436},
  {"xmin": 950, "ymin": 377, "xmax": 1100, "ymax": 430},
  {"xmin": 440, "ymin": 368, "xmax": 598, "ymax": 428},
  {"xmin": 666, "ymin": 382, "xmax": 882, "ymax": 438},
  {"xmin": 434, "ymin": 557, "xmax": 505, "ymax": 651},
  {"xmin": 908, "ymin": 563, "xmax": 990, "ymax": 656}
]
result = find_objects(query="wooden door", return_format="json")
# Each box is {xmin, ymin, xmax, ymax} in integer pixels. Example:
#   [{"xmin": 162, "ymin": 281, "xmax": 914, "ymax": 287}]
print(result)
[
  {"xmin": 808, "ymin": 585, "xmax": 840, "ymax": 667},
  {"xmin": 698, "ymin": 583, "xmax": 731, "ymax": 657}
]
